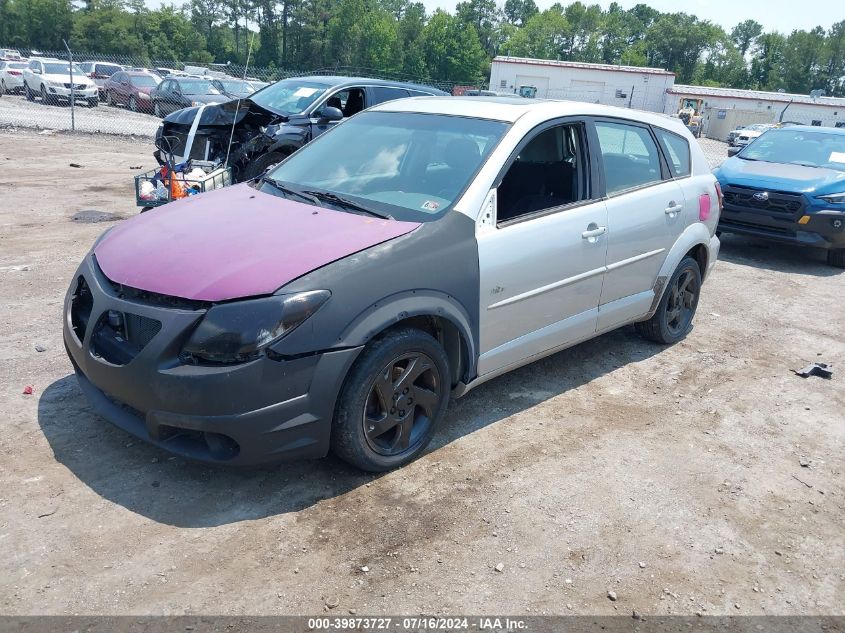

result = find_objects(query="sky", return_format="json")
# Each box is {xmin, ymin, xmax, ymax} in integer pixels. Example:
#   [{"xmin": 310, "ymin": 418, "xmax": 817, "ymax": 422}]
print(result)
[{"xmin": 143, "ymin": 0, "xmax": 843, "ymax": 35}]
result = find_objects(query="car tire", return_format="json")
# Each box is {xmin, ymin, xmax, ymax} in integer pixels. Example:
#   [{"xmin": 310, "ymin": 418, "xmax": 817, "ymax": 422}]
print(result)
[
  {"xmin": 25, "ymin": 83, "xmax": 33, "ymax": 101},
  {"xmin": 636, "ymin": 256, "xmax": 702, "ymax": 345},
  {"xmin": 87, "ymin": 98, "xmax": 97, "ymax": 108},
  {"xmin": 827, "ymin": 249, "xmax": 845, "ymax": 268},
  {"xmin": 40, "ymin": 84, "xmax": 50, "ymax": 105},
  {"xmin": 106, "ymin": 91, "xmax": 113, "ymax": 106},
  {"xmin": 129, "ymin": 95, "xmax": 137, "ymax": 112},
  {"xmin": 154, "ymin": 101, "xmax": 162, "ymax": 118},
  {"xmin": 0, "ymin": 80, "xmax": 5, "ymax": 95},
  {"xmin": 240, "ymin": 152, "xmax": 285, "ymax": 182},
  {"xmin": 331, "ymin": 327, "xmax": 451, "ymax": 472}
]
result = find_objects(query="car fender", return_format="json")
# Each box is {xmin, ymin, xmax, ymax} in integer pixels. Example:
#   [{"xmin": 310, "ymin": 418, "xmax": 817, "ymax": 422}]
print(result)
[
  {"xmin": 643, "ymin": 222, "xmax": 716, "ymax": 319},
  {"xmin": 266, "ymin": 123, "xmax": 309, "ymax": 156},
  {"xmin": 335, "ymin": 289, "xmax": 478, "ymax": 379}
]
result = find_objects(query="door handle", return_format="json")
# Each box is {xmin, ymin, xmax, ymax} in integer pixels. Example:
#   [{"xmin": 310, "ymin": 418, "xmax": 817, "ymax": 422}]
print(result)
[
  {"xmin": 665, "ymin": 201, "xmax": 684, "ymax": 215},
  {"xmin": 581, "ymin": 225, "xmax": 607, "ymax": 240}
]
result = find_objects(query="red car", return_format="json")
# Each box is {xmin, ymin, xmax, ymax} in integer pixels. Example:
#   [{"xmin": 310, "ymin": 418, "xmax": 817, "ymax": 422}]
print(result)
[{"xmin": 103, "ymin": 70, "xmax": 161, "ymax": 113}]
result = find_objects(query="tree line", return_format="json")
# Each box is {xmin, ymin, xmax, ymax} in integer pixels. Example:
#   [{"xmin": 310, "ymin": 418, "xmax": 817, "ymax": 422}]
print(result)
[{"xmin": 1, "ymin": 0, "xmax": 843, "ymax": 95}]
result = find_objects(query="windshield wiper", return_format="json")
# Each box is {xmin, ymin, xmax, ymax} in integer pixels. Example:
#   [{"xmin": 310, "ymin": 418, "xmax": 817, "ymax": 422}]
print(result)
[
  {"xmin": 302, "ymin": 190, "xmax": 393, "ymax": 220},
  {"xmin": 262, "ymin": 176, "xmax": 322, "ymax": 207}
]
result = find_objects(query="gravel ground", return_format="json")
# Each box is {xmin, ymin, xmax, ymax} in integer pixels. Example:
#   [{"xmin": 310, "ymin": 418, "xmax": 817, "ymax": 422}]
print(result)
[
  {"xmin": 0, "ymin": 92, "xmax": 160, "ymax": 137},
  {"xmin": 0, "ymin": 129, "xmax": 842, "ymax": 617}
]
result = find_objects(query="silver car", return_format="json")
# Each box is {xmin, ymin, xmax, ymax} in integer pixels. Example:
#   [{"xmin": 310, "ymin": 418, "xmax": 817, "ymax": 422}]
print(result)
[{"xmin": 64, "ymin": 97, "xmax": 721, "ymax": 471}]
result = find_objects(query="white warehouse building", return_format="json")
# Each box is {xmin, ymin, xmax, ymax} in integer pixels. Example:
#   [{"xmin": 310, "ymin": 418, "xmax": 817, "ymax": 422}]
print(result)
[
  {"xmin": 665, "ymin": 84, "xmax": 845, "ymax": 140},
  {"xmin": 489, "ymin": 56, "xmax": 675, "ymax": 113},
  {"xmin": 489, "ymin": 56, "xmax": 845, "ymax": 140}
]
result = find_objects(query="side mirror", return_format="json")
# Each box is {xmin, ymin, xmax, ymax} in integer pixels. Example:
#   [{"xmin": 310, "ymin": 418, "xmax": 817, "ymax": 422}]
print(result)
[
  {"xmin": 319, "ymin": 106, "xmax": 343, "ymax": 122},
  {"xmin": 33, "ymin": 68, "xmax": 41, "ymax": 75},
  {"xmin": 727, "ymin": 146, "xmax": 741, "ymax": 157}
]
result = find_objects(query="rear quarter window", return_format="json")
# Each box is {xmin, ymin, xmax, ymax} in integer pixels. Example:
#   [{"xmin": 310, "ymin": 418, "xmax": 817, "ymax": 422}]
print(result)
[{"xmin": 654, "ymin": 128, "xmax": 691, "ymax": 178}]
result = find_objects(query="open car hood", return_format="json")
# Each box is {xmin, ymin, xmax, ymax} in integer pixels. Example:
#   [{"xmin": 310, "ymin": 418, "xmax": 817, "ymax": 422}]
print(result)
[
  {"xmin": 162, "ymin": 98, "xmax": 279, "ymax": 128},
  {"xmin": 94, "ymin": 184, "xmax": 421, "ymax": 302}
]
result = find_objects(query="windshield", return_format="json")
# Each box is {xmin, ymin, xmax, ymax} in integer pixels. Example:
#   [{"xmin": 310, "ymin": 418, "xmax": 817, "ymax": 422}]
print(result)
[
  {"xmin": 44, "ymin": 63, "xmax": 84, "ymax": 75},
  {"xmin": 8, "ymin": 62, "xmax": 27, "ymax": 69},
  {"xmin": 267, "ymin": 111, "xmax": 508, "ymax": 221},
  {"xmin": 177, "ymin": 80, "xmax": 219, "ymax": 95},
  {"xmin": 739, "ymin": 128, "xmax": 845, "ymax": 169},
  {"xmin": 131, "ymin": 74, "xmax": 160, "ymax": 87},
  {"xmin": 250, "ymin": 79, "xmax": 329, "ymax": 116},
  {"xmin": 219, "ymin": 79, "xmax": 254, "ymax": 94}
]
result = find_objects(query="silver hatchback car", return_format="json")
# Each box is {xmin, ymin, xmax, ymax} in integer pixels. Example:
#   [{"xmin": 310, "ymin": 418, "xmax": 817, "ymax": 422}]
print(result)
[{"xmin": 64, "ymin": 97, "xmax": 720, "ymax": 471}]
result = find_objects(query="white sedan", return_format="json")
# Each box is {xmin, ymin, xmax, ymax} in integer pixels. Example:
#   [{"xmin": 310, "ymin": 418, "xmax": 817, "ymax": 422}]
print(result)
[{"xmin": 0, "ymin": 60, "xmax": 28, "ymax": 94}]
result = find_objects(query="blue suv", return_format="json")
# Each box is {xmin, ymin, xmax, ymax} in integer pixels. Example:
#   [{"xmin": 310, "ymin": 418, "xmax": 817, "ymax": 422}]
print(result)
[{"xmin": 714, "ymin": 126, "xmax": 845, "ymax": 267}]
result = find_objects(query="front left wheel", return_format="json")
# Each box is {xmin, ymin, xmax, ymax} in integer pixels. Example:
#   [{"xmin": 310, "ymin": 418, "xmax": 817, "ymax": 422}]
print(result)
[
  {"xmin": 827, "ymin": 249, "xmax": 845, "ymax": 268},
  {"xmin": 331, "ymin": 328, "xmax": 451, "ymax": 472}
]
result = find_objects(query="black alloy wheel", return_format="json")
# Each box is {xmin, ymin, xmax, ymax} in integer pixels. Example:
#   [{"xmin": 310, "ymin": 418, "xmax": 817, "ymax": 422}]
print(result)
[
  {"xmin": 363, "ymin": 352, "xmax": 441, "ymax": 457},
  {"xmin": 636, "ymin": 255, "xmax": 702, "ymax": 344},
  {"xmin": 332, "ymin": 328, "xmax": 451, "ymax": 472},
  {"xmin": 665, "ymin": 267, "xmax": 699, "ymax": 337}
]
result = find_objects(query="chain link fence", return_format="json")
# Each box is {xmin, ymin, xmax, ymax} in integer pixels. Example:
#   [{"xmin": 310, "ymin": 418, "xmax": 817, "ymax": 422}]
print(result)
[{"xmin": 0, "ymin": 45, "xmax": 729, "ymax": 168}]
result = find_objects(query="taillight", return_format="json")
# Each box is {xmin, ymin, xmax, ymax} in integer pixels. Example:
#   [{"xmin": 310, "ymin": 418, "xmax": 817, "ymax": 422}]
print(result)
[
  {"xmin": 8, "ymin": 70, "xmax": 21, "ymax": 76},
  {"xmin": 714, "ymin": 181, "xmax": 724, "ymax": 209}
]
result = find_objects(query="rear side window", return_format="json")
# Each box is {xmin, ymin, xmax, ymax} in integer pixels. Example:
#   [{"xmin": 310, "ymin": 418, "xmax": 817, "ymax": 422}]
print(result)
[
  {"xmin": 594, "ymin": 121, "xmax": 663, "ymax": 195},
  {"xmin": 654, "ymin": 128, "xmax": 691, "ymax": 178},
  {"xmin": 370, "ymin": 86, "xmax": 411, "ymax": 105}
]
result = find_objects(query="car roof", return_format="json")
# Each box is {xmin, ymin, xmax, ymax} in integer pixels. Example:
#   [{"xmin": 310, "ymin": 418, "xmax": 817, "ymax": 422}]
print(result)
[
  {"xmin": 284, "ymin": 75, "xmax": 448, "ymax": 95},
  {"xmin": 370, "ymin": 96, "xmax": 690, "ymax": 131}
]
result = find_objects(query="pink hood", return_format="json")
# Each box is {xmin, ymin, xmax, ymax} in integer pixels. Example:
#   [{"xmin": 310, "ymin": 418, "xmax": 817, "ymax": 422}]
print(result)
[{"xmin": 95, "ymin": 183, "xmax": 420, "ymax": 301}]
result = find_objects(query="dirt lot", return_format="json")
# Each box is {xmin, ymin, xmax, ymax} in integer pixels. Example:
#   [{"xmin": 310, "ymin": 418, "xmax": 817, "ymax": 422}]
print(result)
[{"xmin": 1, "ymin": 129, "xmax": 843, "ymax": 617}]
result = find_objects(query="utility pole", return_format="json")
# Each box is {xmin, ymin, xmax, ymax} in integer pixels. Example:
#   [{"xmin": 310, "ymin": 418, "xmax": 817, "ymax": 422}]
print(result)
[{"xmin": 63, "ymin": 39, "xmax": 75, "ymax": 132}]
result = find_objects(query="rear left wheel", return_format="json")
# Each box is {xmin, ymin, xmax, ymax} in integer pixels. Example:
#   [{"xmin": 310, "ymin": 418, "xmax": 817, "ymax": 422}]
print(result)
[
  {"xmin": 129, "ymin": 95, "xmax": 137, "ymax": 112},
  {"xmin": 331, "ymin": 328, "xmax": 451, "ymax": 472},
  {"xmin": 636, "ymin": 256, "xmax": 702, "ymax": 345}
]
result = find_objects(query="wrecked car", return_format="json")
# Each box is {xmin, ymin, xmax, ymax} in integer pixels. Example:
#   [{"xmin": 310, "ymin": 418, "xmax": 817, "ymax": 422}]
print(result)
[
  {"xmin": 153, "ymin": 75, "xmax": 448, "ymax": 183},
  {"xmin": 65, "ymin": 97, "xmax": 720, "ymax": 472}
]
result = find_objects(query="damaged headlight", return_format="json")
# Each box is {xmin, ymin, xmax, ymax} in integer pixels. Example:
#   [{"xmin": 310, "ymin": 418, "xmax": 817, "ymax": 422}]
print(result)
[{"xmin": 182, "ymin": 290, "xmax": 330, "ymax": 363}]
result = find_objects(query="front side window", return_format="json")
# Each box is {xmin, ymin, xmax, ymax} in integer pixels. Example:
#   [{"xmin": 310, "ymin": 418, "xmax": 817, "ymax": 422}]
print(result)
[
  {"xmin": 497, "ymin": 124, "xmax": 587, "ymax": 223},
  {"xmin": 267, "ymin": 111, "xmax": 507, "ymax": 221},
  {"xmin": 322, "ymin": 88, "xmax": 366, "ymax": 118},
  {"xmin": 654, "ymin": 128, "xmax": 691, "ymax": 178},
  {"xmin": 594, "ymin": 120, "xmax": 663, "ymax": 195}
]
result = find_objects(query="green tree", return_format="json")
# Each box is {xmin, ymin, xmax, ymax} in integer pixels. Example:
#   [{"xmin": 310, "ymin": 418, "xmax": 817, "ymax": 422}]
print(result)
[
  {"xmin": 419, "ymin": 9, "xmax": 486, "ymax": 82},
  {"xmin": 502, "ymin": 0, "xmax": 537, "ymax": 27},
  {"xmin": 730, "ymin": 19, "xmax": 762, "ymax": 57}
]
